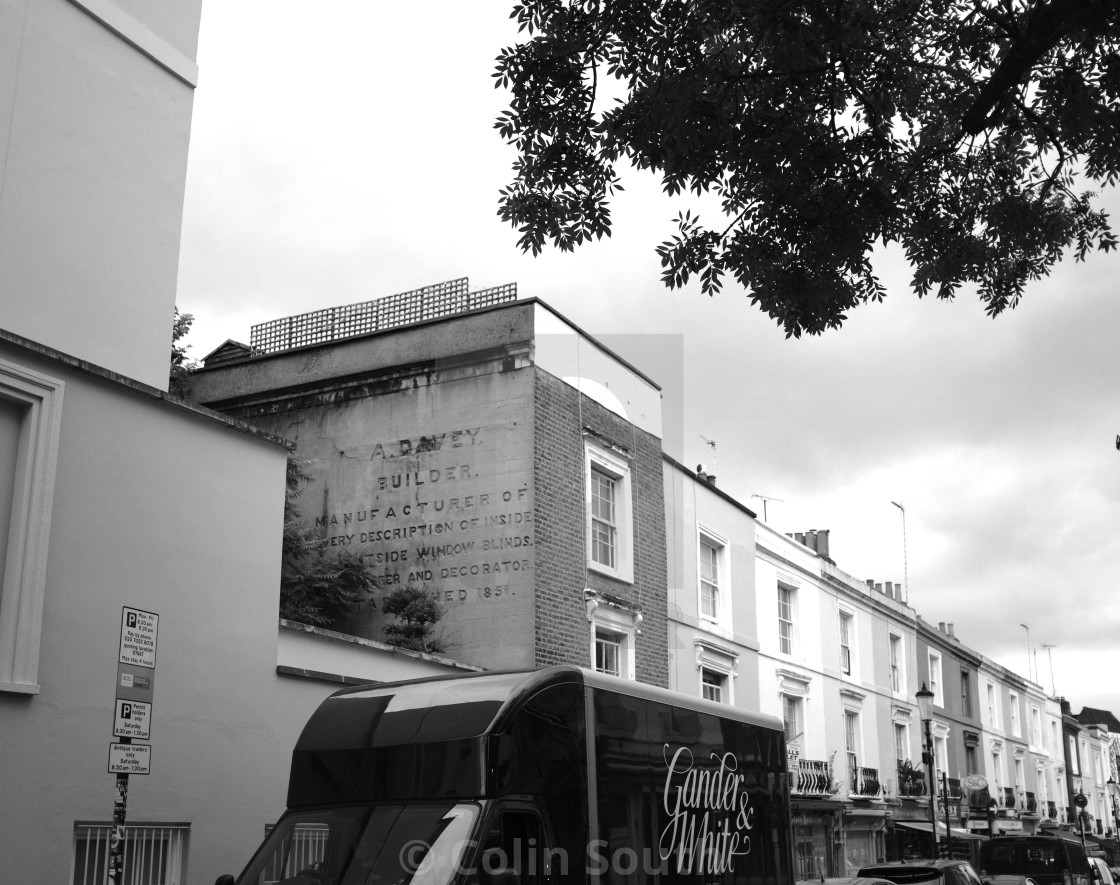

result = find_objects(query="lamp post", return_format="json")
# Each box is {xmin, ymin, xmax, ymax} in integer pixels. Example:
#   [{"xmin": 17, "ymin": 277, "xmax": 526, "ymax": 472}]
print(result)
[
  {"xmin": 1107, "ymin": 780, "xmax": 1119, "ymax": 845},
  {"xmin": 917, "ymin": 682, "xmax": 939, "ymax": 856}
]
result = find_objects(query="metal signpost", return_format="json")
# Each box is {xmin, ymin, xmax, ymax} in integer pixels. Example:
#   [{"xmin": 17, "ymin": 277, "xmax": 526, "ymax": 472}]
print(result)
[{"xmin": 108, "ymin": 607, "xmax": 158, "ymax": 885}]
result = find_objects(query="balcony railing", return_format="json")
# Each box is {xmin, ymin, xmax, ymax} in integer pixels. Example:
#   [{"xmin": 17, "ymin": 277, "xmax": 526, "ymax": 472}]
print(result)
[
  {"xmin": 1024, "ymin": 792, "xmax": 1038, "ymax": 814},
  {"xmin": 794, "ymin": 758, "xmax": 834, "ymax": 796},
  {"xmin": 1002, "ymin": 787, "xmax": 1017, "ymax": 809},
  {"xmin": 945, "ymin": 777, "xmax": 963, "ymax": 801},
  {"xmin": 850, "ymin": 766, "xmax": 883, "ymax": 798},
  {"xmin": 970, "ymin": 787, "xmax": 993, "ymax": 811},
  {"xmin": 1047, "ymin": 801, "xmax": 1057, "ymax": 819},
  {"xmin": 1065, "ymin": 807, "xmax": 1077, "ymax": 824}
]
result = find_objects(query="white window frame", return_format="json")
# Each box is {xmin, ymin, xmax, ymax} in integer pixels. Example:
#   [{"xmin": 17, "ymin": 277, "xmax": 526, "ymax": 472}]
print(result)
[
  {"xmin": 595, "ymin": 628, "xmax": 624, "ymax": 676},
  {"xmin": 928, "ymin": 651, "xmax": 943, "ymax": 706},
  {"xmin": 1031, "ymin": 705, "xmax": 1042, "ymax": 749},
  {"xmin": 934, "ymin": 731, "xmax": 949, "ymax": 774},
  {"xmin": 838, "ymin": 608, "xmax": 855, "ymax": 676},
  {"xmin": 585, "ymin": 589, "xmax": 640, "ymax": 679},
  {"xmin": 701, "ymin": 668, "xmax": 726, "ymax": 703},
  {"xmin": 895, "ymin": 722, "xmax": 909, "ymax": 764},
  {"xmin": 585, "ymin": 441, "xmax": 633, "ymax": 583},
  {"xmin": 695, "ymin": 639, "xmax": 737, "ymax": 705},
  {"xmin": 778, "ymin": 583, "xmax": 796, "ymax": 656},
  {"xmin": 845, "ymin": 710, "xmax": 862, "ymax": 784},
  {"xmin": 0, "ymin": 359, "xmax": 64, "ymax": 695},
  {"xmin": 987, "ymin": 682, "xmax": 1001, "ymax": 729},
  {"xmin": 697, "ymin": 526, "xmax": 731, "ymax": 632},
  {"xmin": 1009, "ymin": 691, "xmax": 1021, "ymax": 737},
  {"xmin": 783, "ymin": 693, "xmax": 804, "ymax": 745},
  {"xmin": 889, "ymin": 633, "xmax": 904, "ymax": 694}
]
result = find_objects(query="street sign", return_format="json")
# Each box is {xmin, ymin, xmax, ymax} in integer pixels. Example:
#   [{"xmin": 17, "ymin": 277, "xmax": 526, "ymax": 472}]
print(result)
[
  {"xmin": 113, "ymin": 699, "xmax": 152, "ymax": 740},
  {"xmin": 118, "ymin": 607, "xmax": 158, "ymax": 669},
  {"xmin": 108, "ymin": 742, "xmax": 151, "ymax": 775},
  {"xmin": 115, "ymin": 663, "xmax": 155, "ymax": 704}
]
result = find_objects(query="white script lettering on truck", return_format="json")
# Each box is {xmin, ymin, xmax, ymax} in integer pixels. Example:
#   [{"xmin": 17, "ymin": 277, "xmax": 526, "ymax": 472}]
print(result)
[{"xmin": 660, "ymin": 744, "xmax": 757, "ymax": 875}]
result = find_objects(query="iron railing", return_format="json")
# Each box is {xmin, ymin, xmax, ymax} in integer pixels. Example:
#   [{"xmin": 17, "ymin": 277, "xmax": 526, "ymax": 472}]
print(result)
[
  {"xmin": 850, "ymin": 766, "xmax": 883, "ymax": 798},
  {"xmin": 795, "ymin": 758, "xmax": 834, "ymax": 796}
]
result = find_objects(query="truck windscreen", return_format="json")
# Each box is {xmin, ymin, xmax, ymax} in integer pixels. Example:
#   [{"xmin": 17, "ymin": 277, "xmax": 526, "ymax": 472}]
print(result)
[{"xmin": 236, "ymin": 802, "xmax": 480, "ymax": 885}]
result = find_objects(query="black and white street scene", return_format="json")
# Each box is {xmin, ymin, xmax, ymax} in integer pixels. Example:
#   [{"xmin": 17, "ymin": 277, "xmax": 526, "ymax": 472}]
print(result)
[{"xmin": 4, "ymin": 2, "xmax": 1120, "ymax": 884}]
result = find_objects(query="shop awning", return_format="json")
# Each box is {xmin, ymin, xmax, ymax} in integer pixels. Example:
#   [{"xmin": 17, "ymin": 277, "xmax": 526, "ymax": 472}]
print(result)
[{"xmin": 894, "ymin": 821, "xmax": 988, "ymax": 841}]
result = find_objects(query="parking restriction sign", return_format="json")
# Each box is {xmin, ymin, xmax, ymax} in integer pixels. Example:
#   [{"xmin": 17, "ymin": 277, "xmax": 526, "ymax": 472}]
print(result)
[
  {"xmin": 113, "ymin": 698, "xmax": 152, "ymax": 740},
  {"xmin": 118, "ymin": 607, "xmax": 158, "ymax": 668}
]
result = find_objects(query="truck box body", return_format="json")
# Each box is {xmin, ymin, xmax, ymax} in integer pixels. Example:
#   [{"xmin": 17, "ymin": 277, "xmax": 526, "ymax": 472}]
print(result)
[
  {"xmin": 230, "ymin": 666, "xmax": 793, "ymax": 885},
  {"xmin": 980, "ymin": 835, "xmax": 1092, "ymax": 885}
]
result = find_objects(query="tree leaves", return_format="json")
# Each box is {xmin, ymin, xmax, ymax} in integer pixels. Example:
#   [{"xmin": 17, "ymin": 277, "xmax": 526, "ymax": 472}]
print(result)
[
  {"xmin": 280, "ymin": 455, "xmax": 377, "ymax": 627},
  {"xmin": 495, "ymin": 0, "xmax": 1120, "ymax": 336}
]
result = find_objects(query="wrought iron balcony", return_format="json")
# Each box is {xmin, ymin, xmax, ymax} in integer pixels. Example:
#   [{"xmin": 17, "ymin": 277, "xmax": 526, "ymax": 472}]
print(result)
[
  {"xmin": 1003, "ymin": 787, "xmax": 1017, "ymax": 809},
  {"xmin": 946, "ymin": 777, "xmax": 963, "ymax": 801},
  {"xmin": 850, "ymin": 766, "xmax": 883, "ymax": 798},
  {"xmin": 1046, "ymin": 801, "xmax": 1057, "ymax": 819},
  {"xmin": 969, "ymin": 787, "xmax": 993, "ymax": 810},
  {"xmin": 794, "ymin": 758, "xmax": 834, "ymax": 796},
  {"xmin": 1025, "ymin": 792, "xmax": 1038, "ymax": 814}
]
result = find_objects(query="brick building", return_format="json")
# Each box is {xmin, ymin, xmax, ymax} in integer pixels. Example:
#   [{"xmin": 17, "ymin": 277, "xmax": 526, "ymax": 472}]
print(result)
[{"xmin": 191, "ymin": 284, "xmax": 670, "ymax": 686}]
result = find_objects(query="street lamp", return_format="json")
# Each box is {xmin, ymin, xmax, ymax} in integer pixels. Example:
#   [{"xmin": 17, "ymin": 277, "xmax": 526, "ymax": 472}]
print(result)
[
  {"xmin": 917, "ymin": 682, "xmax": 939, "ymax": 855},
  {"xmin": 1107, "ymin": 779, "xmax": 1119, "ymax": 841}
]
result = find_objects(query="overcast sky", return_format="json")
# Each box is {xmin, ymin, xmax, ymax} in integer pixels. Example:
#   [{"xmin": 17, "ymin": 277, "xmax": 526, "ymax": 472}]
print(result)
[{"xmin": 176, "ymin": 1, "xmax": 1120, "ymax": 716}]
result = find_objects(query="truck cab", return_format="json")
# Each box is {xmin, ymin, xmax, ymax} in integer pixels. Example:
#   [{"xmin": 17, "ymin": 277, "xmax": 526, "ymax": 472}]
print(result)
[{"xmin": 219, "ymin": 666, "xmax": 794, "ymax": 885}]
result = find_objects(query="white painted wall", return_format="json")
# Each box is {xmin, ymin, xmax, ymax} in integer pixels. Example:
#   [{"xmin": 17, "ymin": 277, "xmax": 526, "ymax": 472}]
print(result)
[{"xmin": 0, "ymin": 0, "xmax": 201, "ymax": 389}]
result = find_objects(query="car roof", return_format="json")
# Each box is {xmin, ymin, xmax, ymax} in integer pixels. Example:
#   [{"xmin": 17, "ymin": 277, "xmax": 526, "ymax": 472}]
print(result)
[{"xmin": 858, "ymin": 861, "xmax": 974, "ymax": 882}]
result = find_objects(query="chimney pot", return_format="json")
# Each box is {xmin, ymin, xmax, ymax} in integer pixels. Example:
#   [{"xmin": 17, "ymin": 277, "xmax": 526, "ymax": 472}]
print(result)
[
  {"xmin": 939, "ymin": 621, "xmax": 946, "ymax": 632},
  {"xmin": 948, "ymin": 623, "xmax": 955, "ymax": 637}
]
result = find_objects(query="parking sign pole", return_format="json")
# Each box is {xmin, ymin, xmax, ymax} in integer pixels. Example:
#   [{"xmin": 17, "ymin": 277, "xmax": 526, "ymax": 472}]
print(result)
[
  {"xmin": 108, "ymin": 607, "xmax": 159, "ymax": 885},
  {"xmin": 108, "ymin": 764, "xmax": 129, "ymax": 885}
]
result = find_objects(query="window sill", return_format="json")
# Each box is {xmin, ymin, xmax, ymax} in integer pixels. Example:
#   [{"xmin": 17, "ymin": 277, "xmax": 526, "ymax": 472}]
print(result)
[{"xmin": 0, "ymin": 680, "xmax": 41, "ymax": 695}]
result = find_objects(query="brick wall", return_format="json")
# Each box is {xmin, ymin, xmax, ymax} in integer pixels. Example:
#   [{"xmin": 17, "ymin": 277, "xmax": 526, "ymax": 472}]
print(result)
[{"xmin": 532, "ymin": 369, "xmax": 668, "ymax": 687}]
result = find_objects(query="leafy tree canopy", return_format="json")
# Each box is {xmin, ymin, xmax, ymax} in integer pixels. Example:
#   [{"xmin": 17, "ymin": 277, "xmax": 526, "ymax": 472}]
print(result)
[
  {"xmin": 381, "ymin": 583, "xmax": 449, "ymax": 654},
  {"xmin": 281, "ymin": 456, "xmax": 377, "ymax": 626},
  {"xmin": 495, "ymin": 0, "xmax": 1120, "ymax": 336},
  {"xmin": 169, "ymin": 307, "xmax": 197, "ymax": 397}
]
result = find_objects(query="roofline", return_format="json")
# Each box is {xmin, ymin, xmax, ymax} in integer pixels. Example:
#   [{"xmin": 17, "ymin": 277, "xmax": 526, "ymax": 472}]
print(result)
[
  {"xmin": 192, "ymin": 295, "xmax": 663, "ymax": 393},
  {"xmin": 0, "ymin": 328, "xmax": 292, "ymax": 450},
  {"xmin": 663, "ymin": 453, "xmax": 758, "ymax": 519}
]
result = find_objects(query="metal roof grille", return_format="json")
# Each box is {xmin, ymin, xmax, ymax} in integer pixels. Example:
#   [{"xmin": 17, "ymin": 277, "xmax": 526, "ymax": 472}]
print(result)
[{"xmin": 249, "ymin": 278, "xmax": 517, "ymax": 355}]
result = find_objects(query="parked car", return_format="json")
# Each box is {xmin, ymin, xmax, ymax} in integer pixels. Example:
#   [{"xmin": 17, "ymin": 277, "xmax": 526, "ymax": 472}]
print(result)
[
  {"xmin": 980, "ymin": 835, "xmax": 1092, "ymax": 885},
  {"xmin": 984, "ymin": 876, "xmax": 1041, "ymax": 885},
  {"xmin": 859, "ymin": 858, "xmax": 986, "ymax": 885},
  {"xmin": 1088, "ymin": 858, "xmax": 1115, "ymax": 885},
  {"xmin": 798, "ymin": 878, "xmax": 898, "ymax": 885}
]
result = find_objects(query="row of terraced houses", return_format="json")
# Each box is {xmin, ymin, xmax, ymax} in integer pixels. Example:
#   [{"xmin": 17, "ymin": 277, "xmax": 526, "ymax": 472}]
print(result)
[{"xmin": 188, "ymin": 291, "xmax": 1120, "ymax": 879}]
